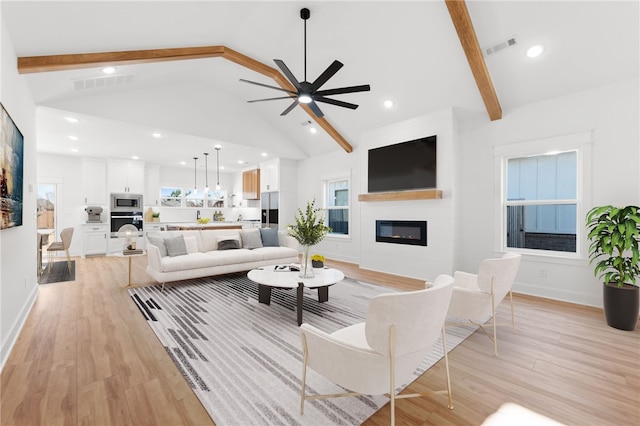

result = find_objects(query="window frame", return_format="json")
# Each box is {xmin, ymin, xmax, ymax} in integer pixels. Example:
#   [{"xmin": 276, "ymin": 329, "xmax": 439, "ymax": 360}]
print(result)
[
  {"xmin": 494, "ymin": 131, "xmax": 592, "ymax": 259},
  {"xmin": 322, "ymin": 172, "xmax": 352, "ymax": 239}
]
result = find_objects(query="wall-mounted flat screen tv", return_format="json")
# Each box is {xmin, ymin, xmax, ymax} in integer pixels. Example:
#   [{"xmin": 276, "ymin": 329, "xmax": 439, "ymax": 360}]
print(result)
[{"xmin": 367, "ymin": 135, "xmax": 436, "ymax": 193}]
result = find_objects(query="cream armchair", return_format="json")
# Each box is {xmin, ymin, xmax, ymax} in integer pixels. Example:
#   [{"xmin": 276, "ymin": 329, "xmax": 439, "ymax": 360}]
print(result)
[
  {"xmin": 447, "ymin": 252, "xmax": 521, "ymax": 356},
  {"xmin": 299, "ymin": 274, "xmax": 455, "ymax": 426}
]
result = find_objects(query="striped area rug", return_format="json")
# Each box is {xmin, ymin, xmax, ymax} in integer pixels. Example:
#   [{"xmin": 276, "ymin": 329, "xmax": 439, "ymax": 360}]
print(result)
[{"xmin": 129, "ymin": 273, "xmax": 477, "ymax": 425}]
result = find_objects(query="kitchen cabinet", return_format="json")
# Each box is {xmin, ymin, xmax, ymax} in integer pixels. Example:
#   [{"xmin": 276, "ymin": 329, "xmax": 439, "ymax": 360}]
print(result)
[
  {"xmin": 144, "ymin": 165, "xmax": 160, "ymax": 206},
  {"xmin": 82, "ymin": 223, "xmax": 108, "ymax": 257},
  {"xmin": 108, "ymin": 159, "xmax": 145, "ymax": 194},
  {"xmin": 259, "ymin": 159, "xmax": 279, "ymax": 192},
  {"xmin": 81, "ymin": 158, "xmax": 107, "ymax": 205},
  {"xmin": 242, "ymin": 168, "xmax": 260, "ymax": 200}
]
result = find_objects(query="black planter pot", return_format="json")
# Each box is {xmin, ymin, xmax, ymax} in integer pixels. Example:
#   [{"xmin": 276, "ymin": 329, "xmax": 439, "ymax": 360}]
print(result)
[{"xmin": 603, "ymin": 282, "xmax": 639, "ymax": 331}]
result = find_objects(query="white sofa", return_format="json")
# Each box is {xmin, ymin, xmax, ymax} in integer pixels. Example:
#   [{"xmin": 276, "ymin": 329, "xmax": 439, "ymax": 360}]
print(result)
[{"xmin": 145, "ymin": 228, "xmax": 299, "ymax": 285}]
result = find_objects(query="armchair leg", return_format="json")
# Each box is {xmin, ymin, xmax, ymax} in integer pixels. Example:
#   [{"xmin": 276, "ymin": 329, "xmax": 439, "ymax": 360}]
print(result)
[
  {"xmin": 300, "ymin": 334, "xmax": 308, "ymax": 415},
  {"xmin": 441, "ymin": 327, "xmax": 454, "ymax": 410},
  {"xmin": 509, "ymin": 290, "xmax": 516, "ymax": 334}
]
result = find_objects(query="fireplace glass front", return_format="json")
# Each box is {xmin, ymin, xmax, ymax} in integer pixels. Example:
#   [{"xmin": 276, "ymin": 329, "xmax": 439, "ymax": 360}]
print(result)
[{"xmin": 375, "ymin": 220, "xmax": 427, "ymax": 246}]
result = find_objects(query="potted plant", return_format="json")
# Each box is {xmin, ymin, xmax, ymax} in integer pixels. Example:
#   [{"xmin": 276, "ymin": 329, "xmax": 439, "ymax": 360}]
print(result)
[
  {"xmin": 152, "ymin": 212, "xmax": 160, "ymax": 222},
  {"xmin": 288, "ymin": 199, "xmax": 331, "ymax": 278},
  {"xmin": 586, "ymin": 205, "xmax": 640, "ymax": 330},
  {"xmin": 311, "ymin": 254, "xmax": 325, "ymax": 268}
]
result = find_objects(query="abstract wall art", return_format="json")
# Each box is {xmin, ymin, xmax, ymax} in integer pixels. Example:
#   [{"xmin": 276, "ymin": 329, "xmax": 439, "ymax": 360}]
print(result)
[{"xmin": 1, "ymin": 102, "xmax": 24, "ymax": 230}]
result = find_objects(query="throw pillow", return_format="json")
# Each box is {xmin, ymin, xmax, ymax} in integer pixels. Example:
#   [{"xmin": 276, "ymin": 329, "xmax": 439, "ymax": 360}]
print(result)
[
  {"xmin": 218, "ymin": 239, "xmax": 240, "ymax": 250},
  {"xmin": 260, "ymin": 227, "xmax": 280, "ymax": 247},
  {"xmin": 241, "ymin": 229, "xmax": 263, "ymax": 249},
  {"xmin": 165, "ymin": 235, "xmax": 188, "ymax": 257},
  {"xmin": 147, "ymin": 236, "xmax": 168, "ymax": 257},
  {"xmin": 184, "ymin": 236, "xmax": 198, "ymax": 254}
]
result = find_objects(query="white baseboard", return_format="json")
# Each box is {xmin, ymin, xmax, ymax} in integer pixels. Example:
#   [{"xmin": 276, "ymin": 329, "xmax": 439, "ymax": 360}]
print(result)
[{"xmin": 0, "ymin": 284, "xmax": 39, "ymax": 372}]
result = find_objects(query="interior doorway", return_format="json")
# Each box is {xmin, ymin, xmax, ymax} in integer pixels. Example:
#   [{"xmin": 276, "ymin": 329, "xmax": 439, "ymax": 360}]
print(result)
[{"xmin": 36, "ymin": 183, "xmax": 57, "ymax": 276}]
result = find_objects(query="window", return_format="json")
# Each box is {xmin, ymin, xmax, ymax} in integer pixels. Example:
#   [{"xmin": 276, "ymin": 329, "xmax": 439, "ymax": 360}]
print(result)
[
  {"xmin": 324, "ymin": 178, "xmax": 350, "ymax": 236},
  {"xmin": 504, "ymin": 151, "xmax": 578, "ymax": 253},
  {"xmin": 160, "ymin": 187, "xmax": 182, "ymax": 207}
]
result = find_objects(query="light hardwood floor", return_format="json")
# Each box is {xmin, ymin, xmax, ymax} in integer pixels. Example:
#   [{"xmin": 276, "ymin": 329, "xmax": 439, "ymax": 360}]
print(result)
[{"xmin": 1, "ymin": 255, "xmax": 638, "ymax": 425}]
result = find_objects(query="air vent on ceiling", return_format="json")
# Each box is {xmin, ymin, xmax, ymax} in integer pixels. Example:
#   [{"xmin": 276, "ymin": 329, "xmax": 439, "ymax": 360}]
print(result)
[
  {"xmin": 300, "ymin": 120, "xmax": 313, "ymax": 127},
  {"xmin": 484, "ymin": 36, "xmax": 517, "ymax": 57},
  {"xmin": 70, "ymin": 74, "xmax": 135, "ymax": 91}
]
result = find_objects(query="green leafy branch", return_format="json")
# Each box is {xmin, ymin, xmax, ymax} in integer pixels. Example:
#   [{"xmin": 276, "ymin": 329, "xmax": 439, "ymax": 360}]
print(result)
[{"xmin": 288, "ymin": 199, "xmax": 331, "ymax": 246}]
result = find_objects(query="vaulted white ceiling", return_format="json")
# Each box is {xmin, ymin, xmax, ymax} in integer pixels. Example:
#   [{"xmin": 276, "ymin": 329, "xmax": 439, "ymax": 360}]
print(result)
[{"xmin": 2, "ymin": 1, "xmax": 638, "ymax": 171}]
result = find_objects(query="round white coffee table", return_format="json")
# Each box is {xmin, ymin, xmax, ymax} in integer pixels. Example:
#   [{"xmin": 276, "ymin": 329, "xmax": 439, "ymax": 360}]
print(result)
[{"xmin": 247, "ymin": 265, "xmax": 344, "ymax": 325}]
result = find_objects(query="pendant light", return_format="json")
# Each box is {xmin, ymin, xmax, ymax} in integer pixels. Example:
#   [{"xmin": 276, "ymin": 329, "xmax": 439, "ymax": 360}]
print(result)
[
  {"xmin": 215, "ymin": 147, "xmax": 221, "ymax": 191},
  {"xmin": 193, "ymin": 156, "xmax": 198, "ymax": 195},
  {"xmin": 204, "ymin": 152, "xmax": 209, "ymax": 193}
]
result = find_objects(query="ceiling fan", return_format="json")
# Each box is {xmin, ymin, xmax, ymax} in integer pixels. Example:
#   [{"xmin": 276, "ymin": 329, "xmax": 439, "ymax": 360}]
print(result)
[{"xmin": 240, "ymin": 7, "xmax": 371, "ymax": 118}]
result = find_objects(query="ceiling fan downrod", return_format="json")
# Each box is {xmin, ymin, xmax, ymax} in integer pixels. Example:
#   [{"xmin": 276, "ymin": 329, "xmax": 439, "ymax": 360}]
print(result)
[{"xmin": 301, "ymin": 8, "xmax": 310, "ymax": 83}]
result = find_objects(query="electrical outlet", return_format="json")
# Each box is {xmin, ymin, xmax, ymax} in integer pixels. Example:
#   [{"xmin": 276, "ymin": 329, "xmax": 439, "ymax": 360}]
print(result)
[{"xmin": 538, "ymin": 268, "xmax": 548, "ymax": 278}]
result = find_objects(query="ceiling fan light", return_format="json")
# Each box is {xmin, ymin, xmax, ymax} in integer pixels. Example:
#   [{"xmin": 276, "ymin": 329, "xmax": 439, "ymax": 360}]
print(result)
[{"xmin": 298, "ymin": 94, "xmax": 312, "ymax": 104}]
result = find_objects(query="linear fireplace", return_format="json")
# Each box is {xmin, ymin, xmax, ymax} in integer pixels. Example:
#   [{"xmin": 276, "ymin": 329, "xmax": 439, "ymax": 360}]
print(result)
[{"xmin": 376, "ymin": 220, "xmax": 427, "ymax": 246}]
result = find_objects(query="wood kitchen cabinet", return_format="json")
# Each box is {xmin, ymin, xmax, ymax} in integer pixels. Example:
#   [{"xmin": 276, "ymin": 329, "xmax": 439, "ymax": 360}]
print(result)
[
  {"xmin": 108, "ymin": 159, "xmax": 145, "ymax": 194},
  {"xmin": 242, "ymin": 168, "xmax": 260, "ymax": 200},
  {"xmin": 81, "ymin": 157, "xmax": 107, "ymax": 205}
]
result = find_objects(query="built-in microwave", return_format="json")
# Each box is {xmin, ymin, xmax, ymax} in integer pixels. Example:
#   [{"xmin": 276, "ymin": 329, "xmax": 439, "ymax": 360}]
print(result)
[{"xmin": 111, "ymin": 193, "xmax": 143, "ymax": 211}]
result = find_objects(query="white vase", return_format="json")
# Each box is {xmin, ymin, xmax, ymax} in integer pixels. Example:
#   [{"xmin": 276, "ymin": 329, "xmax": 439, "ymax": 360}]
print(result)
[{"xmin": 299, "ymin": 245, "xmax": 315, "ymax": 278}]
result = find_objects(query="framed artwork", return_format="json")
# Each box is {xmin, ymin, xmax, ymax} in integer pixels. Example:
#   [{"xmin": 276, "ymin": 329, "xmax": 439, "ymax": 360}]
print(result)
[{"xmin": 1, "ymin": 102, "xmax": 24, "ymax": 230}]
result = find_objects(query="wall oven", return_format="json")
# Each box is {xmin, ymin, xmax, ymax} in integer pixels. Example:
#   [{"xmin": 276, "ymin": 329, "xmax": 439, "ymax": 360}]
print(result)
[{"xmin": 110, "ymin": 211, "xmax": 144, "ymax": 234}]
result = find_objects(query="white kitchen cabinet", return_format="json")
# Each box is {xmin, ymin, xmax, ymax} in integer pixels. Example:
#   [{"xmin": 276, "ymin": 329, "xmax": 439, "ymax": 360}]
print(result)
[
  {"xmin": 81, "ymin": 158, "xmax": 107, "ymax": 205},
  {"xmin": 259, "ymin": 159, "xmax": 280, "ymax": 193},
  {"xmin": 144, "ymin": 165, "xmax": 160, "ymax": 206},
  {"xmin": 82, "ymin": 223, "xmax": 109, "ymax": 257},
  {"xmin": 108, "ymin": 159, "xmax": 145, "ymax": 194}
]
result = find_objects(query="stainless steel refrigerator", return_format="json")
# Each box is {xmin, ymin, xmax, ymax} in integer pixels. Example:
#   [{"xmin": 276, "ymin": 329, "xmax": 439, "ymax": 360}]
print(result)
[{"xmin": 261, "ymin": 192, "xmax": 279, "ymax": 229}]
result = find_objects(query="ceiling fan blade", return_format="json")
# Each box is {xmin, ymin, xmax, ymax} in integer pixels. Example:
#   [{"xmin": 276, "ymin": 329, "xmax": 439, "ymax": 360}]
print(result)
[
  {"xmin": 307, "ymin": 101, "xmax": 325, "ymax": 118},
  {"xmin": 274, "ymin": 59, "xmax": 302, "ymax": 90},
  {"xmin": 315, "ymin": 96, "xmax": 359, "ymax": 110},
  {"xmin": 280, "ymin": 100, "xmax": 300, "ymax": 116},
  {"xmin": 315, "ymin": 84, "xmax": 371, "ymax": 97},
  {"xmin": 239, "ymin": 79, "xmax": 297, "ymax": 95},
  {"xmin": 311, "ymin": 60, "xmax": 343, "ymax": 91},
  {"xmin": 248, "ymin": 95, "xmax": 297, "ymax": 103}
]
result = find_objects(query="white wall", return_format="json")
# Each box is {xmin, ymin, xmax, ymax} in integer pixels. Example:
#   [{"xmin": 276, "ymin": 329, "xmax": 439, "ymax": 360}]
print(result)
[
  {"xmin": 0, "ymin": 16, "xmax": 39, "ymax": 369},
  {"xmin": 456, "ymin": 78, "xmax": 640, "ymax": 308},
  {"xmin": 297, "ymin": 109, "xmax": 456, "ymax": 281}
]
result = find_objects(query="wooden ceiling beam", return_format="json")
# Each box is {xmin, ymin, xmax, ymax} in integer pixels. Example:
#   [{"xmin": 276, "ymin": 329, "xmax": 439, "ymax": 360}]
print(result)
[
  {"xmin": 17, "ymin": 46, "xmax": 353, "ymax": 153},
  {"xmin": 445, "ymin": 0, "xmax": 502, "ymax": 121}
]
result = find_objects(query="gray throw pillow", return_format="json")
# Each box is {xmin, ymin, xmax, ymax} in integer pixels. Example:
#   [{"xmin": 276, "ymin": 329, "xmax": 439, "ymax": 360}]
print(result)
[
  {"xmin": 241, "ymin": 229, "xmax": 263, "ymax": 249},
  {"xmin": 147, "ymin": 236, "xmax": 168, "ymax": 257},
  {"xmin": 259, "ymin": 227, "xmax": 280, "ymax": 247},
  {"xmin": 218, "ymin": 239, "xmax": 240, "ymax": 250},
  {"xmin": 165, "ymin": 235, "xmax": 188, "ymax": 257}
]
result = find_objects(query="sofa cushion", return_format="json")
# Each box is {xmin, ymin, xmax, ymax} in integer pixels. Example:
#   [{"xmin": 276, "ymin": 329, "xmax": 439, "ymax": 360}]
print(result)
[
  {"xmin": 184, "ymin": 236, "xmax": 198, "ymax": 254},
  {"xmin": 260, "ymin": 227, "xmax": 280, "ymax": 247},
  {"xmin": 253, "ymin": 246, "xmax": 299, "ymax": 261},
  {"xmin": 160, "ymin": 252, "xmax": 220, "ymax": 272},
  {"xmin": 209, "ymin": 248, "xmax": 262, "ymax": 264},
  {"xmin": 166, "ymin": 235, "xmax": 188, "ymax": 257},
  {"xmin": 241, "ymin": 229, "xmax": 263, "ymax": 249},
  {"xmin": 147, "ymin": 236, "xmax": 168, "ymax": 257},
  {"xmin": 218, "ymin": 239, "xmax": 241, "ymax": 250}
]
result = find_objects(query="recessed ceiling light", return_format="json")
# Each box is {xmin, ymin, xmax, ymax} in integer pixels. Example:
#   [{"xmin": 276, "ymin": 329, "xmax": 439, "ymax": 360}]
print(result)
[
  {"xmin": 383, "ymin": 100, "xmax": 394, "ymax": 108},
  {"xmin": 68, "ymin": 135, "xmax": 78, "ymax": 141},
  {"xmin": 261, "ymin": 152, "xmax": 268, "ymax": 157},
  {"xmin": 64, "ymin": 116, "xmax": 78, "ymax": 123},
  {"xmin": 152, "ymin": 132, "xmax": 162, "ymax": 138},
  {"xmin": 309, "ymin": 127, "xmax": 317, "ymax": 134},
  {"xmin": 132, "ymin": 155, "xmax": 139, "ymax": 160},
  {"xmin": 102, "ymin": 66, "xmax": 116, "ymax": 74},
  {"xmin": 220, "ymin": 166, "xmax": 225, "ymax": 170},
  {"xmin": 70, "ymin": 148, "xmax": 79, "ymax": 153},
  {"xmin": 180, "ymin": 161, "xmax": 186, "ymax": 166},
  {"xmin": 526, "ymin": 44, "xmax": 544, "ymax": 58}
]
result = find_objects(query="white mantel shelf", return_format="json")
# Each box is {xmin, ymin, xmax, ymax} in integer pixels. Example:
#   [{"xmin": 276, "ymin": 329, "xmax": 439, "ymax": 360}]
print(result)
[{"xmin": 358, "ymin": 189, "xmax": 443, "ymax": 202}]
